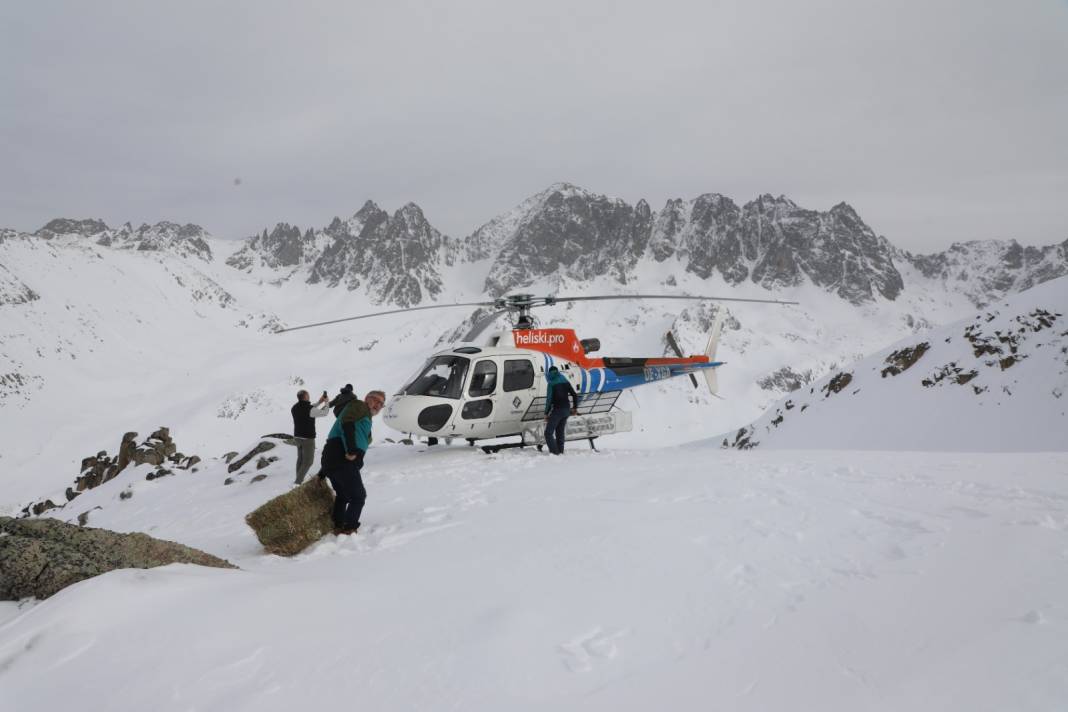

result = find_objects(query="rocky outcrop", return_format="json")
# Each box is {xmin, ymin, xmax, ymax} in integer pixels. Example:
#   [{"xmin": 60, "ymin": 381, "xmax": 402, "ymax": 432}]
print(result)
[
  {"xmin": 19, "ymin": 428, "xmax": 203, "ymax": 518},
  {"xmin": 0, "ymin": 517, "xmax": 235, "ymax": 600},
  {"xmin": 226, "ymin": 223, "xmax": 318, "ymax": 271},
  {"xmin": 0, "ymin": 262, "xmax": 38, "ymax": 306}
]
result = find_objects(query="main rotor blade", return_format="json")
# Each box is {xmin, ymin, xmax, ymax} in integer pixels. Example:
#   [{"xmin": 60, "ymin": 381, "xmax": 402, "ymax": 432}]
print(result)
[
  {"xmin": 462, "ymin": 309, "xmax": 511, "ymax": 342},
  {"xmin": 274, "ymin": 301, "xmax": 496, "ymax": 334},
  {"xmin": 553, "ymin": 294, "xmax": 799, "ymax": 306}
]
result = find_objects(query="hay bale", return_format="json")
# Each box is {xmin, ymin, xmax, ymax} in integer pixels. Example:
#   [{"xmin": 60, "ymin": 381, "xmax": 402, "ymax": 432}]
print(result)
[{"xmin": 245, "ymin": 477, "xmax": 335, "ymax": 556}]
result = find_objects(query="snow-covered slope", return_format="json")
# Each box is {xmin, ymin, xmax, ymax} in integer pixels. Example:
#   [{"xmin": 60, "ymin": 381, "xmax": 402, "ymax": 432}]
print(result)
[
  {"xmin": 2, "ymin": 441, "xmax": 1066, "ymax": 711},
  {"xmin": 2, "ymin": 184, "xmax": 1066, "ymax": 510},
  {"xmin": 722, "ymin": 277, "xmax": 1068, "ymax": 452}
]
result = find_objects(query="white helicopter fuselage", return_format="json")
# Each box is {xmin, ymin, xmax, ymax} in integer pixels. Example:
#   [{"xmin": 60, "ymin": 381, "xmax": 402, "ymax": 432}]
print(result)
[{"xmin": 383, "ymin": 339, "xmax": 561, "ymax": 441}]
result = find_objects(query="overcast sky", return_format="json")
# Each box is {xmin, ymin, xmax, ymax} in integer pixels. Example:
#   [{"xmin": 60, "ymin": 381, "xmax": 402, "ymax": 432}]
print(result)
[{"xmin": 1, "ymin": 1, "xmax": 1066, "ymax": 252}]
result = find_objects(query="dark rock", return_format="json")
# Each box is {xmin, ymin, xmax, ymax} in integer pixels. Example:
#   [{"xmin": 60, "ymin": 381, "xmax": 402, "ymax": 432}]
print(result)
[
  {"xmin": 222, "ymin": 451, "xmax": 239, "ymax": 463},
  {"xmin": 36, "ymin": 218, "xmax": 110, "ymax": 238},
  {"xmin": 30, "ymin": 499, "xmax": 59, "ymax": 516},
  {"xmin": 250, "ymin": 474, "xmax": 268, "ymax": 483},
  {"xmin": 822, "ymin": 372, "xmax": 853, "ymax": 396},
  {"xmin": 116, "ymin": 431, "xmax": 138, "ymax": 472},
  {"xmin": 255, "ymin": 456, "xmax": 278, "ymax": 470},
  {"xmin": 881, "ymin": 342, "xmax": 931, "ymax": 378},
  {"xmin": 0, "ymin": 517, "xmax": 235, "ymax": 600},
  {"xmin": 757, "ymin": 367, "xmax": 813, "ymax": 393},
  {"xmin": 119, "ymin": 489, "xmax": 133, "ymax": 500},
  {"xmin": 228, "ymin": 441, "xmax": 277, "ymax": 473},
  {"xmin": 223, "ymin": 477, "xmax": 236, "ymax": 485}
]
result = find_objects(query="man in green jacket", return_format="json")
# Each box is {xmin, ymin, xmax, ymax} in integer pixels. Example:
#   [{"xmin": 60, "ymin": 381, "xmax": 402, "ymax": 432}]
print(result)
[
  {"xmin": 544, "ymin": 366, "xmax": 579, "ymax": 455},
  {"xmin": 320, "ymin": 390, "xmax": 386, "ymax": 535}
]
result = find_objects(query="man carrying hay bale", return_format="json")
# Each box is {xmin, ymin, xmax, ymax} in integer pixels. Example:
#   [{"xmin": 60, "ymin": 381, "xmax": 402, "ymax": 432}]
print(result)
[{"xmin": 320, "ymin": 390, "xmax": 386, "ymax": 535}]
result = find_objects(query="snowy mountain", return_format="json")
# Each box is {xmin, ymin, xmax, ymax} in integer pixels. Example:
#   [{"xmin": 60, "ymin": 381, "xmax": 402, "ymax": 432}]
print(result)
[
  {"xmin": 222, "ymin": 182, "xmax": 1068, "ymax": 307},
  {"xmin": 2, "ymin": 182, "xmax": 1066, "ymax": 509},
  {"xmin": 900, "ymin": 237, "xmax": 1068, "ymax": 307},
  {"xmin": 2, "ymin": 188, "xmax": 1068, "ymax": 711},
  {"xmin": 722, "ymin": 276, "xmax": 1068, "ymax": 451},
  {"xmin": 38, "ymin": 218, "xmax": 214, "ymax": 261}
]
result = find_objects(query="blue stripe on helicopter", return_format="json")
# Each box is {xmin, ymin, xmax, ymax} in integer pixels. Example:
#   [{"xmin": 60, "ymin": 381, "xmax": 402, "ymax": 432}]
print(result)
[{"xmin": 580, "ymin": 368, "xmax": 588, "ymax": 393}]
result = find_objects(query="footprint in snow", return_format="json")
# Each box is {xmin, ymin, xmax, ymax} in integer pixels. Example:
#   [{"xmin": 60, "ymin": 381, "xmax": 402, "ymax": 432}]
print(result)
[{"xmin": 558, "ymin": 627, "xmax": 629, "ymax": 673}]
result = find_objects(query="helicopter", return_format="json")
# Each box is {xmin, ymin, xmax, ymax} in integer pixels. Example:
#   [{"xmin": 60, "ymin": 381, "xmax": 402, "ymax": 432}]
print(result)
[{"xmin": 277, "ymin": 293, "xmax": 797, "ymax": 452}]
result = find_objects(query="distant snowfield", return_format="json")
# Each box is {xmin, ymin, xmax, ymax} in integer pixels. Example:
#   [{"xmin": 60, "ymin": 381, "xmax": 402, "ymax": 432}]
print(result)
[{"xmin": 2, "ymin": 443, "xmax": 1067, "ymax": 711}]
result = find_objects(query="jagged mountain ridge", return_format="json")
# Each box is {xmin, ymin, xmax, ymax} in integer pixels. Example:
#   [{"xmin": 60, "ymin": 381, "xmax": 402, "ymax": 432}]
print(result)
[
  {"xmin": 220, "ymin": 182, "xmax": 1068, "ymax": 307},
  {"xmin": 36, "ymin": 218, "xmax": 214, "ymax": 262}
]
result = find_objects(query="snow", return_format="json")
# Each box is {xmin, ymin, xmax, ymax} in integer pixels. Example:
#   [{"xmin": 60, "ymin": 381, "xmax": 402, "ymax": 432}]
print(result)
[
  {"xmin": 1, "ymin": 444, "xmax": 1067, "ymax": 711},
  {"xmin": 2, "ymin": 214, "xmax": 1067, "ymax": 710},
  {"xmin": 723, "ymin": 276, "xmax": 1068, "ymax": 451}
]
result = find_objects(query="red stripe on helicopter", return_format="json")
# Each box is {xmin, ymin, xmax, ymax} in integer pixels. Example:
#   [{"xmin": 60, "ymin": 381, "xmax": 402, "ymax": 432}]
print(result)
[{"xmin": 510, "ymin": 329, "xmax": 709, "ymax": 368}]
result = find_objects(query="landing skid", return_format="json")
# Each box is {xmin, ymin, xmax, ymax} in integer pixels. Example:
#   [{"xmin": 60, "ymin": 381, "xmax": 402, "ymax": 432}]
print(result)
[{"xmin": 481, "ymin": 437, "xmax": 599, "ymax": 454}]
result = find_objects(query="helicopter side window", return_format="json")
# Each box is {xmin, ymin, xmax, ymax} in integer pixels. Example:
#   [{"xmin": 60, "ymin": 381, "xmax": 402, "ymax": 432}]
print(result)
[
  {"xmin": 503, "ymin": 359, "xmax": 535, "ymax": 391},
  {"xmin": 468, "ymin": 360, "xmax": 498, "ymax": 397},
  {"xmin": 401, "ymin": 355, "xmax": 470, "ymax": 400}
]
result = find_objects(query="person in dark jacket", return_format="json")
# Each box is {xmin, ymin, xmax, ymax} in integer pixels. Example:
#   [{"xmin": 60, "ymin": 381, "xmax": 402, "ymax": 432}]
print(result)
[
  {"xmin": 291, "ymin": 390, "xmax": 330, "ymax": 484},
  {"xmin": 320, "ymin": 389, "xmax": 386, "ymax": 535},
  {"xmin": 544, "ymin": 366, "xmax": 579, "ymax": 455},
  {"xmin": 329, "ymin": 384, "xmax": 357, "ymax": 417}
]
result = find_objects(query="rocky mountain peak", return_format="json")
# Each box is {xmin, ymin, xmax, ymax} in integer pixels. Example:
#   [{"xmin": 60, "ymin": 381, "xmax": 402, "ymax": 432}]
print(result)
[
  {"xmin": 37, "ymin": 218, "xmax": 111, "ymax": 238},
  {"xmin": 227, "ymin": 222, "xmax": 314, "ymax": 271},
  {"xmin": 481, "ymin": 183, "xmax": 653, "ymax": 295}
]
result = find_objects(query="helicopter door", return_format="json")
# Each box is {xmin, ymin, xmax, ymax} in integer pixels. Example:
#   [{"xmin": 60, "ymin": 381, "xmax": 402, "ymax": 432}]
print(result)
[
  {"xmin": 500, "ymin": 358, "xmax": 537, "ymax": 430},
  {"xmin": 461, "ymin": 359, "xmax": 498, "ymax": 436}
]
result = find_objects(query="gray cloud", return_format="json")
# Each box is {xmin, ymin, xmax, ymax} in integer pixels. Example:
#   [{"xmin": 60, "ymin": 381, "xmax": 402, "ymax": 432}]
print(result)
[{"xmin": 2, "ymin": 0, "xmax": 1066, "ymax": 252}]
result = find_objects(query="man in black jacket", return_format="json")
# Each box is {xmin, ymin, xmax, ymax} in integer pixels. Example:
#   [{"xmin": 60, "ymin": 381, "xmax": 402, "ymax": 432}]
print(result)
[
  {"xmin": 291, "ymin": 389, "xmax": 330, "ymax": 484},
  {"xmin": 329, "ymin": 384, "xmax": 356, "ymax": 416}
]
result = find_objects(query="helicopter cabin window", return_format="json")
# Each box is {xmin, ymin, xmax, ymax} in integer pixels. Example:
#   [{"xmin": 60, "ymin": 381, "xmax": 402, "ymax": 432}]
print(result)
[
  {"xmin": 503, "ymin": 359, "xmax": 535, "ymax": 391},
  {"xmin": 461, "ymin": 399, "xmax": 493, "ymax": 419},
  {"xmin": 402, "ymin": 355, "xmax": 470, "ymax": 400},
  {"xmin": 468, "ymin": 360, "xmax": 498, "ymax": 397}
]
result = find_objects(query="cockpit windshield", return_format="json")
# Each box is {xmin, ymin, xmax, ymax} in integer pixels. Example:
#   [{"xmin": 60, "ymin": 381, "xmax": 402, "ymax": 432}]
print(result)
[{"xmin": 401, "ymin": 355, "xmax": 470, "ymax": 399}]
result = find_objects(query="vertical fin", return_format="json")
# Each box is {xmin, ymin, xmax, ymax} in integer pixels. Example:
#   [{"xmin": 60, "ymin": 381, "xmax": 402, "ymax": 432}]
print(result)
[{"xmin": 703, "ymin": 312, "xmax": 725, "ymax": 396}]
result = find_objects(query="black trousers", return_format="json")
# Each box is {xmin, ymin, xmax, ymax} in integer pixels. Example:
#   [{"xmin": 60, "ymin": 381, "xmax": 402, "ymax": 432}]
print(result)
[
  {"xmin": 326, "ymin": 460, "xmax": 366, "ymax": 530},
  {"xmin": 545, "ymin": 407, "xmax": 570, "ymax": 454}
]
